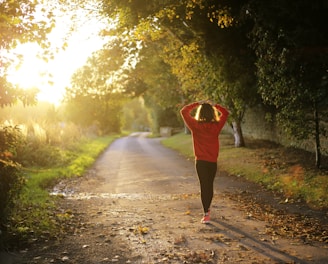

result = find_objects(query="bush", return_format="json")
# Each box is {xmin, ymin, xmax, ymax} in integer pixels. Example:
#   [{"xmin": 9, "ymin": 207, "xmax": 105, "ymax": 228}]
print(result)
[
  {"xmin": 16, "ymin": 143, "xmax": 71, "ymax": 167},
  {"xmin": 0, "ymin": 126, "xmax": 25, "ymax": 245},
  {"xmin": 0, "ymin": 159, "xmax": 24, "ymax": 224},
  {"xmin": 11, "ymin": 121, "xmax": 82, "ymax": 167}
]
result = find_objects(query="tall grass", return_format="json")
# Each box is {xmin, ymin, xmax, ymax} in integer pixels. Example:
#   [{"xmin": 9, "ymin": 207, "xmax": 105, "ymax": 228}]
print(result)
[{"xmin": 162, "ymin": 132, "xmax": 328, "ymax": 209}]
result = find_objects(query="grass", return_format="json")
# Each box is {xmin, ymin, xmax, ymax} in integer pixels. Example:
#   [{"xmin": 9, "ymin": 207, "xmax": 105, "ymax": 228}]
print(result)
[
  {"xmin": 162, "ymin": 132, "xmax": 328, "ymax": 209},
  {"xmin": 21, "ymin": 135, "xmax": 120, "ymax": 199},
  {"xmin": 8, "ymin": 134, "xmax": 120, "ymax": 245}
]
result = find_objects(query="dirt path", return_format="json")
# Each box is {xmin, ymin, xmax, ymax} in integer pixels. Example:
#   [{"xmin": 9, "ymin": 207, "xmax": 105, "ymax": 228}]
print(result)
[{"xmin": 18, "ymin": 132, "xmax": 328, "ymax": 263}]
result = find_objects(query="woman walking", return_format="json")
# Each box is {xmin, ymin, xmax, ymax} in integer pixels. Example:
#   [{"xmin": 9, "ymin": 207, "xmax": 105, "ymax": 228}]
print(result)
[{"xmin": 180, "ymin": 100, "xmax": 229, "ymax": 223}]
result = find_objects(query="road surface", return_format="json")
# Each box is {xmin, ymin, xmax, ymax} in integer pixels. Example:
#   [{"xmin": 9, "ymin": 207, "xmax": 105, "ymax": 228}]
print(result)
[{"xmin": 20, "ymin": 132, "xmax": 328, "ymax": 264}]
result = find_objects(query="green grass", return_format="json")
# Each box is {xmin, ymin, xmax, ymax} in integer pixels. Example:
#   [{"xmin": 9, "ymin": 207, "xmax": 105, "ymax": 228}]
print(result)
[
  {"xmin": 21, "ymin": 135, "xmax": 120, "ymax": 198},
  {"xmin": 161, "ymin": 132, "xmax": 194, "ymax": 159},
  {"xmin": 8, "ymin": 134, "xmax": 120, "ymax": 244},
  {"xmin": 162, "ymin": 132, "xmax": 328, "ymax": 209}
]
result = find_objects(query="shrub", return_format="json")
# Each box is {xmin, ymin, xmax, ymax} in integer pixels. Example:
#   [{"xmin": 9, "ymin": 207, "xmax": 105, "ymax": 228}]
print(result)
[
  {"xmin": 13, "ymin": 121, "xmax": 82, "ymax": 167},
  {"xmin": 16, "ymin": 142, "xmax": 71, "ymax": 167},
  {"xmin": 0, "ymin": 126, "xmax": 25, "ymax": 245},
  {"xmin": 0, "ymin": 159, "xmax": 24, "ymax": 224}
]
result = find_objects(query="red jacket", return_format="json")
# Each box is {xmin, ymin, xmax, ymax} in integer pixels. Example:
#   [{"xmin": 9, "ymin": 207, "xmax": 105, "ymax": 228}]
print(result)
[{"xmin": 180, "ymin": 102, "xmax": 229, "ymax": 162}]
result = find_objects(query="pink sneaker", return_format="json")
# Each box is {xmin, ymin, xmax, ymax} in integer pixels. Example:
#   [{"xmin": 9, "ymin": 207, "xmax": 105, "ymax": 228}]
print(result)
[{"xmin": 201, "ymin": 210, "xmax": 210, "ymax": 224}]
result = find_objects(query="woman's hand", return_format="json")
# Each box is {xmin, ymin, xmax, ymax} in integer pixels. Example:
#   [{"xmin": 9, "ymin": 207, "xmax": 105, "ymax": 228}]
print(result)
[
  {"xmin": 198, "ymin": 99, "xmax": 215, "ymax": 105},
  {"xmin": 198, "ymin": 100, "xmax": 207, "ymax": 104},
  {"xmin": 207, "ymin": 100, "xmax": 215, "ymax": 105}
]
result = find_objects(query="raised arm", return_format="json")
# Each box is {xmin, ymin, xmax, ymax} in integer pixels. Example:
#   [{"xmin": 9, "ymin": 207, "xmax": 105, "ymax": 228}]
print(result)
[
  {"xmin": 180, "ymin": 102, "xmax": 199, "ymax": 128},
  {"xmin": 214, "ymin": 104, "xmax": 229, "ymax": 128}
]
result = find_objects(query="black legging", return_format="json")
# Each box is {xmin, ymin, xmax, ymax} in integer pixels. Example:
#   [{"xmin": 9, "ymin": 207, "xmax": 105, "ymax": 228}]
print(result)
[{"xmin": 195, "ymin": 160, "xmax": 217, "ymax": 214}]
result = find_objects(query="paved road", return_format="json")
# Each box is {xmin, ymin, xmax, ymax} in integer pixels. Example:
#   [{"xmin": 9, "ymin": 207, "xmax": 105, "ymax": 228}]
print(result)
[
  {"xmin": 93, "ymin": 132, "xmax": 198, "ymax": 196},
  {"xmin": 20, "ymin": 132, "xmax": 328, "ymax": 264},
  {"xmin": 65, "ymin": 132, "xmax": 328, "ymax": 264}
]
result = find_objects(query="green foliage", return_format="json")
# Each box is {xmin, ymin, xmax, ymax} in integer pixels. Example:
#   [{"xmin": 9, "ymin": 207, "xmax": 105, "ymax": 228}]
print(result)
[
  {"xmin": 0, "ymin": 82, "xmax": 39, "ymax": 107},
  {"xmin": 162, "ymin": 41, "xmax": 211, "ymax": 100},
  {"xmin": 248, "ymin": 0, "xmax": 328, "ymax": 166},
  {"xmin": 122, "ymin": 98, "xmax": 150, "ymax": 131},
  {"xmin": 98, "ymin": 0, "xmax": 328, "ymax": 155},
  {"xmin": 0, "ymin": 126, "xmax": 25, "ymax": 242},
  {"xmin": 18, "ymin": 144, "xmax": 70, "ymax": 168},
  {"xmin": 64, "ymin": 39, "xmax": 132, "ymax": 133},
  {"xmin": 123, "ymin": 42, "xmax": 182, "ymax": 131},
  {"xmin": 0, "ymin": 159, "xmax": 24, "ymax": 226},
  {"xmin": 64, "ymin": 94, "xmax": 123, "ymax": 134},
  {"xmin": 0, "ymin": 125, "xmax": 21, "ymax": 154},
  {"xmin": 99, "ymin": 0, "xmax": 258, "ymax": 146},
  {"xmin": 0, "ymin": 0, "xmax": 54, "ymax": 50},
  {"xmin": 9, "ymin": 121, "xmax": 82, "ymax": 167}
]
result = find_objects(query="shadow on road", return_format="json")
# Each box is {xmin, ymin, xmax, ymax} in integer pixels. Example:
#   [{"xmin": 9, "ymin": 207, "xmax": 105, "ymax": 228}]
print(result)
[{"xmin": 208, "ymin": 219, "xmax": 325, "ymax": 264}]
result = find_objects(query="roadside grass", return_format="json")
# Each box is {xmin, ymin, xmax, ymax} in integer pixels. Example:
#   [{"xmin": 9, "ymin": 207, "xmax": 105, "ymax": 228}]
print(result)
[
  {"xmin": 8, "ymin": 134, "xmax": 120, "ymax": 246},
  {"xmin": 161, "ymin": 132, "xmax": 328, "ymax": 209}
]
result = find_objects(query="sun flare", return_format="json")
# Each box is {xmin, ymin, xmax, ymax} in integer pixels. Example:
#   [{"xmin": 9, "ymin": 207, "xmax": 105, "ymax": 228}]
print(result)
[
  {"xmin": 6, "ymin": 11, "xmax": 108, "ymax": 106},
  {"xmin": 6, "ymin": 45, "xmax": 64, "ymax": 105}
]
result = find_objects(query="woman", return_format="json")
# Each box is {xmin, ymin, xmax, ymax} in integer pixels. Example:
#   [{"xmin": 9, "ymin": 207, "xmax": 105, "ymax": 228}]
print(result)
[{"xmin": 180, "ymin": 100, "xmax": 229, "ymax": 223}]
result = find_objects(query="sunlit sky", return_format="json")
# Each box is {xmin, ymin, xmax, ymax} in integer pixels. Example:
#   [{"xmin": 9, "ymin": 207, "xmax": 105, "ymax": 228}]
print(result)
[{"xmin": 6, "ymin": 8, "xmax": 109, "ymax": 105}]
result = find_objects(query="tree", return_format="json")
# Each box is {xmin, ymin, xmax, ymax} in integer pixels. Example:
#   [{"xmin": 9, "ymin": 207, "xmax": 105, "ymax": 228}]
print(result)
[
  {"xmin": 0, "ymin": 78, "xmax": 39, "ymax": 107},
  {"xmin": 121, "ymin": 97, "xmax": 150, "ymax": 131},
  {"xmin": 159, "ymin": 22, "xmax": 258, "ymax": 147},
  {"xmin": 123, "ymin": 41, "xmax": 183, "ymax": 132},
  {"xmin": 0, "ymin": 0, "xmax": 56, "ymax": 106},
  {"xmin": 176, "ymin": 0, "xmax": 258, "ymax": 147},
  {"xmin": 64, "ymin": 39, "xmax": 132, "ymax": 133},
  {"xmin": 99, "ymin": 0, "xmax": 259, "ymax": 146},
  {"xmin": 0, "ymin": 126, "xmax": 24, "ymax": 235},
  {"xmin": 248, "ymin": 0, "xmax": 328, "ymax": 167},
  {"xmin": 0, "ymin": 0, "xmax": 54, "ymax": 50}
]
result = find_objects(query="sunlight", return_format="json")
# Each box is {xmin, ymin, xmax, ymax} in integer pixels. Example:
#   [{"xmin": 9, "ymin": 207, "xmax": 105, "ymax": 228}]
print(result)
[
  {"xmin": 6, "ymin": 8, "xmax": 110, "ymax": 106},
  {"xmin": 8, "ymin": 44, "xmax": 45, "ymax": 88}
]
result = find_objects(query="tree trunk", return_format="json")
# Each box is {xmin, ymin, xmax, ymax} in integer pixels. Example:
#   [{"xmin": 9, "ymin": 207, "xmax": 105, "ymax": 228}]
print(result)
[
  {"xmin": 184, "ymin": 125, "xmax": 191, "ymax": 134},
  {"xmin": 314, "ymin": 107, "xmax": 321, "ymax": 168},
  {"xmin": 231, "ymin": 121, "xmax": 245, "ymax": 147}
]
